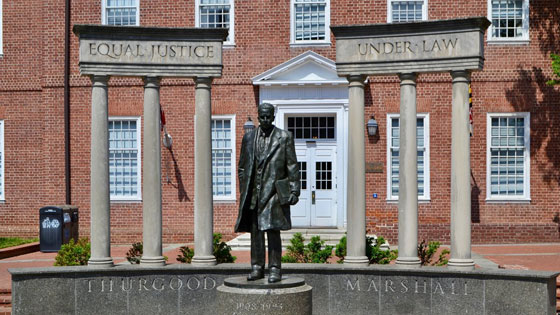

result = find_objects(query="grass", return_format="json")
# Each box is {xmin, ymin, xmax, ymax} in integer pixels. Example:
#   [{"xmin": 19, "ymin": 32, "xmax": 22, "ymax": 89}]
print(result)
[{"xmin": 0, "ymin": 237, "xmax": 39, "ymax": 249}]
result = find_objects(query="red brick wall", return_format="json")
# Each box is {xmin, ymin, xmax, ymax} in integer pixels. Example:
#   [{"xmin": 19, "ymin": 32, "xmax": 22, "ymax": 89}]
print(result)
[{"xmin": 0, "ymin": 0, "xmax": 558, "ymax": 245}]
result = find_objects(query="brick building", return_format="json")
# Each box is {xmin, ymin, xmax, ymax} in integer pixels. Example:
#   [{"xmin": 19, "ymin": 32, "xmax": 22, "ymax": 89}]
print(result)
[{"xmin": 0, "ymin": 0, "xmax": 558, "ymax": 245}]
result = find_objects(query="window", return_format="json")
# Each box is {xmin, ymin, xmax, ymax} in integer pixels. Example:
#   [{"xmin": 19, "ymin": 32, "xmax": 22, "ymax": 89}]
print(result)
[
  {"xmin": 487, "ymin": 0, "xmax": 529, "ymax": 42},
  {"xmin": 109, "ymin": 118, "xmax": 141, "ymax": 201},
  {"xmin": 486, "ymin": 113, "xmax": 530, "ymax": 201},
  {"xmin": 212, "ymin": 116, "xmax": 236, "ymax": 200},
  {"xmin": 291, "ymin": 0, "xmax": 330, "ymax": 45},
  {"xmin": 102, "ymin": 0, "xmax": 139, "ymax": 26},
  {"xmin": 0, "ymin": 121, "xmax": 4, "ymax": 200},
  {"xmin": 387, "ymin": 0, "xmax": 427, "ymax": 23},
  {"xmin": 287, "ymin": 116, "xmax": 335, "ymax": 140},
  {"xmin": 387, "ymin": 114, "xmax": 430, "ymax": 200},
  {"xmin": 196, "ymin": 0, "xmax": 234, "ymax": 45}
]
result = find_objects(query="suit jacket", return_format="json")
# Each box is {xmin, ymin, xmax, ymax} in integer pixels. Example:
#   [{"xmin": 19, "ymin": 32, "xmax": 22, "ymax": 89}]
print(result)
[{"xmin": 235, "ymin": 126, "xmax": 300, "ymax": 232}]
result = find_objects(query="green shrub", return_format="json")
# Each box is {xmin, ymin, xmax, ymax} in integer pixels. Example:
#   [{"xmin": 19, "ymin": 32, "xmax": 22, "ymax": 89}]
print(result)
[
  {"xmin": 176, "ymin": 245, "xmax": 194, "ymax": 263},
  {"xmin": 281, "ymin": 233, "xmax": 333, "ymax": 264},
  {"xmin": 54, "ymin": 238, "xmax": 90, "ymax": 266},
  {"xmin": 125, "ymin": 242, "xmax": 168, "ymax": 264},
  {"xmin": 176, "ymin": 233, "xmax": 236, "ymax": 264},
  {"xmin": 417, "ymin": 240, "xmax": 449, "ymax": 266},
  {"xmin": 335, "ymin": 235, "xmax": 398, "ymax": 264},
  {"xmin": 126, "ymin": 242, "xmax": 143, "ymax": 264}
]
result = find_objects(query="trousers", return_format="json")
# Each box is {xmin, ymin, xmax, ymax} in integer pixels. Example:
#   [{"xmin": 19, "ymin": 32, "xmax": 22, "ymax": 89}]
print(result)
[{"xmin": 250, "ymin": 208, "xmax": 282, "ymax": 268}]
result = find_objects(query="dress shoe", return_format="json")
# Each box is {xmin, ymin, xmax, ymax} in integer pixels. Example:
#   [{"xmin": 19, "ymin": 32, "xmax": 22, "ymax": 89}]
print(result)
[
  {"xmin": 247, "ymin": 266, "xmax": 264, "ymax": 281},
  {"xmin": 268, "ymin": 266, "xmax": 282, "ymax": 283}
]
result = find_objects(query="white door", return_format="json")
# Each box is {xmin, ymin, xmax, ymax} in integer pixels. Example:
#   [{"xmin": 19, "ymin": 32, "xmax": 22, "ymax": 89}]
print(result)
[{"xmin": 288, "ymin": 115, "xmax": 338, "ymax": 227}]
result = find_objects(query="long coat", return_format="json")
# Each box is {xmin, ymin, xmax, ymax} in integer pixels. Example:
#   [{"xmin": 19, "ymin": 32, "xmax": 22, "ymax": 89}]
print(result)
[{"xmin": 235, "ymin": 126, "xmax": 300, "ymax": 232}]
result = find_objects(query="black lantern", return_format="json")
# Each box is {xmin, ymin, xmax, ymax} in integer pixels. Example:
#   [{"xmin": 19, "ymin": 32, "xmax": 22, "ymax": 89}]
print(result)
[
  {"xmin": 243, "ymin": 116, "xmax": 255, "ymax": 133},
  {"xmin": 367, "ymin": 115, "xmax": 378, "ymax": 136}
]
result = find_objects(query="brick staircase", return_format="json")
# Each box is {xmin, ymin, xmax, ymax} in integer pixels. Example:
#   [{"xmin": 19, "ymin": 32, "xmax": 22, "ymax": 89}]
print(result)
[
  {"xmin": 0, "ymin": 288, "xmax": 11, "ymax": 315},
  {"xmin": 556, "ymin": 277, "xmax": 560, "ymax": 314}
]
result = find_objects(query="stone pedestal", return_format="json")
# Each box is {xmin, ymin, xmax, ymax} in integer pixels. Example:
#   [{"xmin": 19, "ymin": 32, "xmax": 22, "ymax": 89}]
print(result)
[{"xmin": 217, "ymin": 277, "xmax": 312, "ymax": 315}]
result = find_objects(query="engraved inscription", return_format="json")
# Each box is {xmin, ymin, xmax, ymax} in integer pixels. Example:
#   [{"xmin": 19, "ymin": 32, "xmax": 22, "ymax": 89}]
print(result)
[
  {"xmin": 85, "ymin": 276, "xmax": 216, "ymax": 293},
  {"xmin": 346, "ymin": 278, "xmax": 469, "ymax": 296},
  {"xmin": 358, "ymin": 38, "xmax": 458, "ymax": 56}
]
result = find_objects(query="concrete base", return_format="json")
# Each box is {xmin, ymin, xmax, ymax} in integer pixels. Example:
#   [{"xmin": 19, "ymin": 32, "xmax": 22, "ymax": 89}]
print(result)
[
  {"xmin": 217, "ymin": 277, "xmax": 312, "ymax": 315},
  {"xmin": 9, "ymin": 264, "xmax": 558, "ymax": 315}
]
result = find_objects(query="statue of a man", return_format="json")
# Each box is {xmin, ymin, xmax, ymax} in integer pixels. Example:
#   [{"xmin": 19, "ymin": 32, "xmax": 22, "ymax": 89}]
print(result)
[{"xmin": 235, "ymin": 103, "xmax": 300, "ymax": 283}]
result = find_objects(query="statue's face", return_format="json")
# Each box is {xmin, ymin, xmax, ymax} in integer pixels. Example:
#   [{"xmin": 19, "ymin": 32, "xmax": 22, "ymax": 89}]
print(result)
[{"xmin": 258, "ymin": 108, "xmax": 275, "ymax": 131}]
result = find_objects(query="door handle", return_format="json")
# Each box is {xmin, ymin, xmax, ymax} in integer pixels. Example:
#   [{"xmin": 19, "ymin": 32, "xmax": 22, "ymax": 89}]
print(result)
[{"xmin": 312, "ymin": 191, "xmax": 316, "ymax": 205}]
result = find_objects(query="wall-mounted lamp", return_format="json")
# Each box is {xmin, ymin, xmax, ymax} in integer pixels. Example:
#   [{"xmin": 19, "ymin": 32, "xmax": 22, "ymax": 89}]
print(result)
[
  {"xmin": 367, "ymin": 115, "xmax": 378, "ymax": 136},
  {"xmin": 243, "ymin": 116, "xmax": 255, "ymax": 133}
]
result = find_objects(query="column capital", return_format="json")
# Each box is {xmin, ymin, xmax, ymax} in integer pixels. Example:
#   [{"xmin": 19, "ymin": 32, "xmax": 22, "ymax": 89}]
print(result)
[
  {"xmin": 143, "ymin": 76, "xmax": 161, "ymax": 88},
  {"xmin": 398, "ymin": 72, "xmax": 417, "ymax": 86},
  {"xmin": 450, "ymin": 70, "xmax": 471, "ymax": 83},
  {"xmin": 195, "ymin": 77, "xmax": 213, "ymax": 89},
  {"xmin": 90, "ymin": 75, "xmax": 109, "ymax": 86},
  {"xmin": 347, "ymin": 75, "xmax": 366, "ymax": 87}
]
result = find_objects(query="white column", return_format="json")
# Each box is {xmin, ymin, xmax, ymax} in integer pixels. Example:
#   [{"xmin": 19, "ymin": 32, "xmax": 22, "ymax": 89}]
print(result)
[
  {"xmin": 396, "ymin": 73, "xmax": 421, "ymax": 268},
  {"xmin": 344, "ymin": 75, "xmax": 369, "ymax": 266},
  {"xmin": 192, "ymin": 77, "xmax": 217, "ymax": 266},
  {"xmin": 88, "ymin": 75, "xmax": 113, "ymax": 268},
  {"xmin": 140, "ymin": 76, "xmax": 166, "ymax": 266},
  {"xmin": 448, "ymin": 70, "xmax": 475, "ymax": 270}
]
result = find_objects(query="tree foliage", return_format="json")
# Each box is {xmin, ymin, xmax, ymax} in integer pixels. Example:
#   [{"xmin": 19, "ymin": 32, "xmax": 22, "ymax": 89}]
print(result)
[{"xmin": 546, "ymin": 53, "xmax": 560, "ymax": 86}]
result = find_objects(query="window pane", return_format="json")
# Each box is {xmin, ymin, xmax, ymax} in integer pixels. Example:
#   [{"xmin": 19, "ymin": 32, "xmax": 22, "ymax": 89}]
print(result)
[
  {"xmin": 490, "ymin": 0, "xmax": 525, "ymax": 39},
  {"xmin": 391, "ymin": 1, "xmax": 424, "ymax": 23},
  {"xmin": 109, "ymin": 119, "xmax": 140, "ymax": 199},
  {"xmin": 294, "ymin": 0, "xmax": 326, "ymax": 41},
  {"xmin": 212, "ymin": 118, "xmax": 234, "ymax": 197}
]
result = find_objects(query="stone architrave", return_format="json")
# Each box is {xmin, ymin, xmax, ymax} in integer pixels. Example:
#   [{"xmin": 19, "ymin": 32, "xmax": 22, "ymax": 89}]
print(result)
[
  {"xmin": 73, "ymin": 25, "xmax": 227, "ymax": 266},
  {"xmin": 331, "ymin": 18, "xmax": 490, "ymax": 268}
]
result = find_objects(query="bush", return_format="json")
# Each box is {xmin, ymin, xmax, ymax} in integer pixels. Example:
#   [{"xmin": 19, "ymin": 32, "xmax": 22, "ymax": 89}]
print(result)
[
  {"xmin": 335, "ymin": 235, "xmax": 398, "ymax": 264},
  {"xmin": 125, "ymin": 242, "xmax": 168, "ymax": 264},
  {"xmin": 126, "ymin": 242, "xmax": 143, "ymax": 264},
  {"xmin": 54, "ymin": 238, "xmax": 90, "ymax": 266},
  {"xmin": 281, "ymin": 233, "xmax": 333, "ymax": 264},
  {"xmin": 176, "ymin": 233, "xmax": 236, "ymax": 264},
  {"xmin": 417, "ymin": 240, "xmax": 450, "ymax": 266}
]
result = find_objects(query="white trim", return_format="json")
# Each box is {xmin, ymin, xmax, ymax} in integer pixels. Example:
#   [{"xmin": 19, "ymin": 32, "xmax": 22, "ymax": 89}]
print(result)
[
  {"xmin": 387, "ymin": 0, "xmax": 428, "ymax": 23},
  {"xmin": 102, "ymin": 0, "xmax": 140, "ymax": 26},
  {"xmin": 108, "ymin": 116, "xmax": 142, "ymax": 202},
  {"xmin": 290, "ymin": 0, "xmax": 331, "ymax": 46},
  {"xmin": 485, "ymin": 112, "xmax": 530, "ymax": 202},
  {"xmin": 386, "ymin": 113, "xmax": 430, "ymax": 201},
  {"xmin": 0, "ymin": 121, "xmax": 4, "ymax": 200},
  {"xmin": 486, "ymin": 0, "xmax": 529, "ymax": 43},
  {"xmin": 195, "ymin": 0, "xmax": 235, "ymax": 46},
  {"xmin": 211, "ymin": 114, "xmax": 236, "ymax": 201}
]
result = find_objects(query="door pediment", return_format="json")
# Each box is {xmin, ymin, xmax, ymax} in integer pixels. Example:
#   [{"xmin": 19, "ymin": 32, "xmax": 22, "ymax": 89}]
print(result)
[{"xmin": 252, "ymin": 51, "xmax": 348, "ymax": 86}]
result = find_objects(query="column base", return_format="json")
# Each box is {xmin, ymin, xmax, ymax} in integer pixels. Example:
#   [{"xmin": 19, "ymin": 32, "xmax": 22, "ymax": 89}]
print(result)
[
  {"xmin": 447, "ymin": 258, "xmax": 475, "ymax": 270},
  {"xmin": 88, "ymin": 257, "xmax": 114, "ymax": 268},
  {"xmin": 191, "ymin": 255, "xmax": 217, "ymax": 266},
  {"xmin": 140, "ymin": 256, "xmax": 166, "ymax": 266},
  {"xmin": 343, "ymin": 256, "xmax": 369, "ymax": 266},
  {"xmin": 396, "ymin": 256, "xmax": 421, "ymax": 268}
]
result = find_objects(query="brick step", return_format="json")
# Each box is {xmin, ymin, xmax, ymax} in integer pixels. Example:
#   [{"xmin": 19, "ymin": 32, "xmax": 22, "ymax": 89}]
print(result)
[
  {"xmin": 0, "ymin": 295, "xmax": 11, "ymax": 305},
  {"xmin": 0, "ymin": 306, "xmax": 11, "ymax": 315}
]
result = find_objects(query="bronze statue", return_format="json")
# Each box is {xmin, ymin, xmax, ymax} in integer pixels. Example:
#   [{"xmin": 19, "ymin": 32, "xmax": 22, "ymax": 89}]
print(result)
[{"xmin": 235, "ymin": 103, "xmax": 300, "ymax": 283}]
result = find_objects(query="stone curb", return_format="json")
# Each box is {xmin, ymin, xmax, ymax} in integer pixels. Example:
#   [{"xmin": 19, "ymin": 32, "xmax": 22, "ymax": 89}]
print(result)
[{"xmin": 0, "ymin": 242, "xmax": 39, "ymax": 260}]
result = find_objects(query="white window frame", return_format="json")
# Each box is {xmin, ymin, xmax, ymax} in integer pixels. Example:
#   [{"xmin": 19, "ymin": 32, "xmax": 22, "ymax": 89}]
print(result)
[
  {"xmin": 387, "ymin": 0, "xmax": 428, "ymax": 23},
  {"xmin": 486, "ymin": 112, "xmax": 530, "ymax": 202},
  {"xmin": 386, "ymin": 113, "xmax": 430, "ymax": 201},
  {"xmin": 290, "ymin": 0, "xmax": 331, "ymax": 47},
  {"xmin": 211, "ymin": 115, "xmax": 236, "ymax": 201},
  {"xmin": 108, "ymin": 116, "xmax": 142, "ymax": 202},
  {"xmin": 101, "ymin": 0, "xmax": 140, "ymax": 26},
  {"xmin": 0, "ymin": 121, "xmax": 5, "ymax": 200},
  {"xmin": 487, "ymin": 0, "xmax": 529, "ymax": 44},
  {"xmin": 195, "ymin": 0, "xmax": 235, "ymax": 46}
]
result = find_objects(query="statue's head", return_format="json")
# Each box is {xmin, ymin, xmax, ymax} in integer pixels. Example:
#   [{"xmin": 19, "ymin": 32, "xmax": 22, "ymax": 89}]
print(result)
[{"xmin": 257, "ymin": 103, "xmax": 275, "ymax": 132}]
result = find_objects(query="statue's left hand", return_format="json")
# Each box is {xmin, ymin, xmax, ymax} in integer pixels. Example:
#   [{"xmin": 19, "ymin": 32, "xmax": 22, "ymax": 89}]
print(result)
[{"xmin": 288, "ymin": 193, "xmax": 299, "ymax": 205}]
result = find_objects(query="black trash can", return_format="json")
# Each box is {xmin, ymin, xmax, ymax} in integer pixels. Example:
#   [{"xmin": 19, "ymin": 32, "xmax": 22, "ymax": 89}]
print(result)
[{"xmin": 39, "ymin": 205, "xmax": 79, "ymax": 252}]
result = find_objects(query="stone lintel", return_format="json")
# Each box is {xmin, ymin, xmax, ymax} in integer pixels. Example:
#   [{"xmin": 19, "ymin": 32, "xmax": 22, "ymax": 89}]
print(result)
[{"xmin": 332, "ymin": 17, "xmax": 490, "ymax": 76}]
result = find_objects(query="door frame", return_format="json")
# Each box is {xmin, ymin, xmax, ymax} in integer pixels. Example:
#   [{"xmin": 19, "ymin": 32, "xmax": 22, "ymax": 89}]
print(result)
[{"xmin": 273, "ymin": 101, "xmax": 348, "ymax": 229}]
